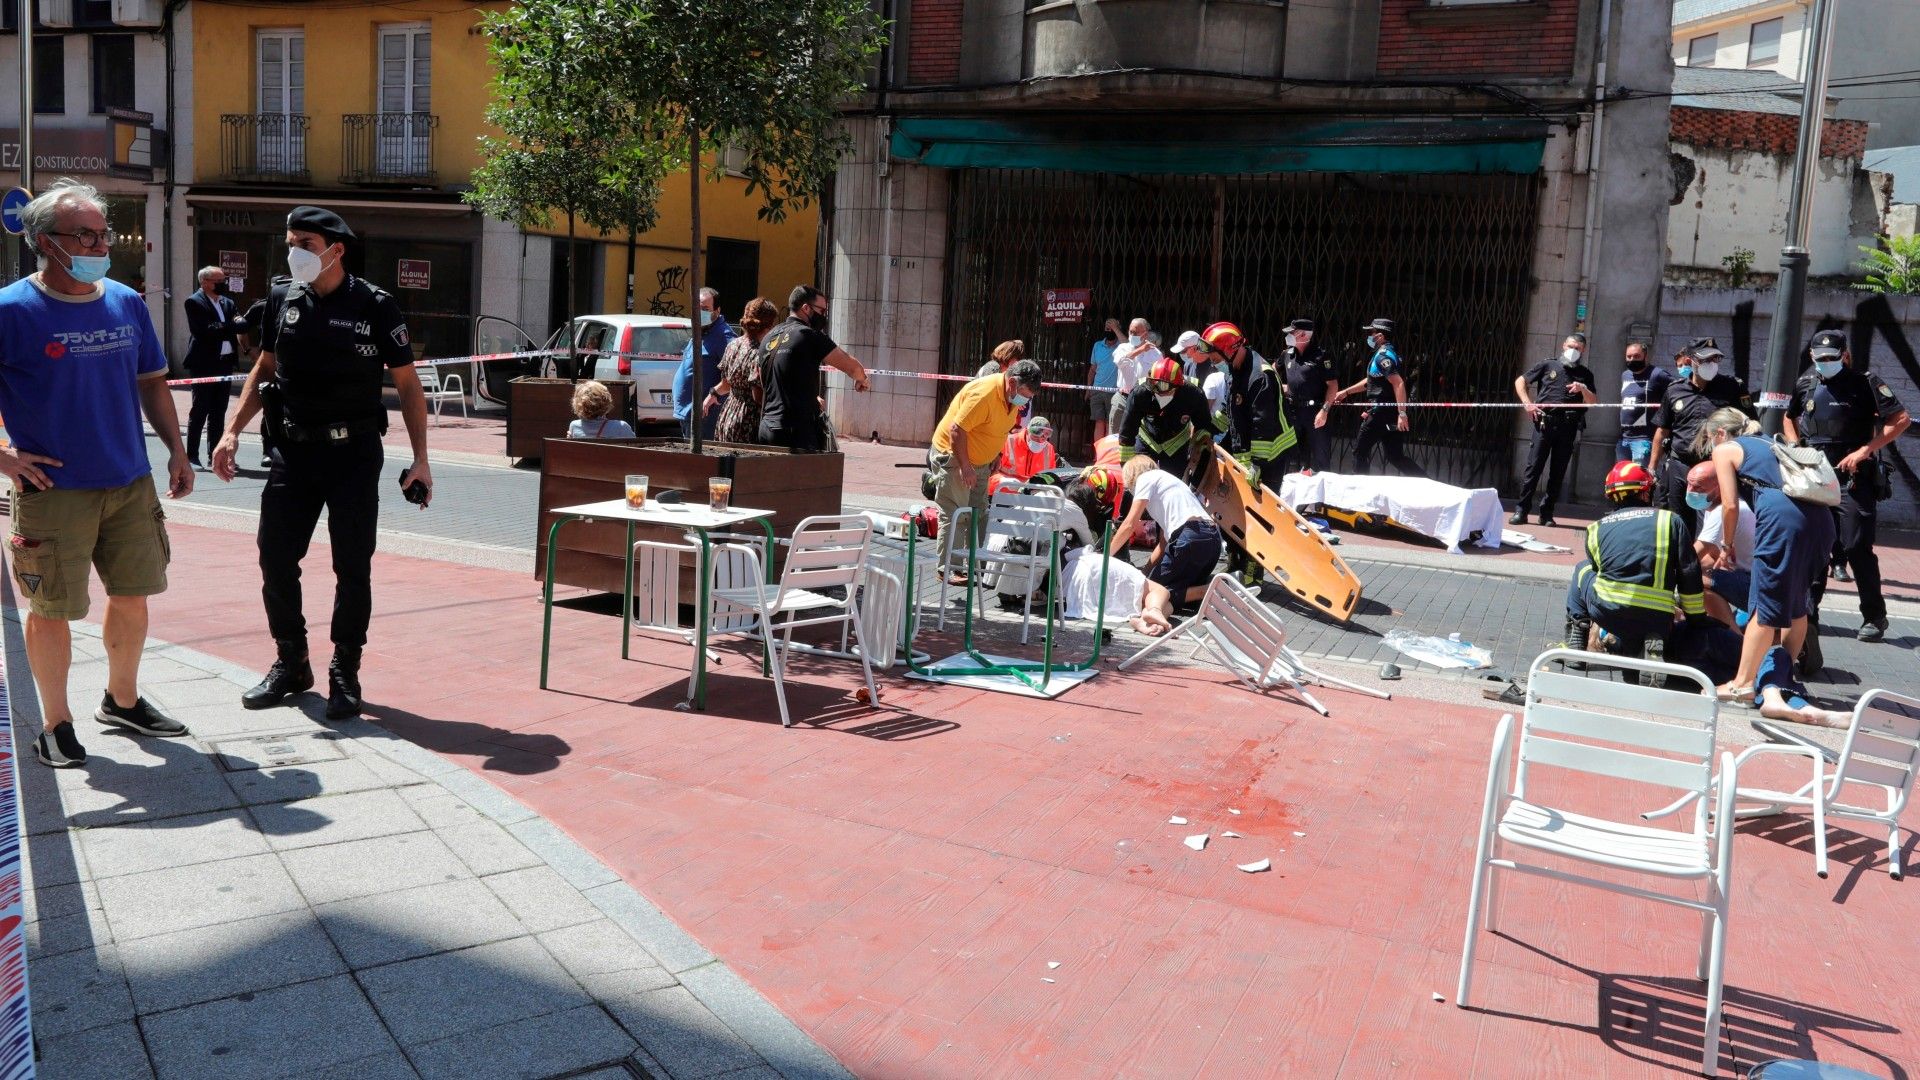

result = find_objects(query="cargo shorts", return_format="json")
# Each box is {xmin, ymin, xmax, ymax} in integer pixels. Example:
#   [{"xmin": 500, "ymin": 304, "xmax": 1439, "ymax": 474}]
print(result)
[{"xmin": 7, "ymin": 478, "xmax": 171, "ymax": 620}]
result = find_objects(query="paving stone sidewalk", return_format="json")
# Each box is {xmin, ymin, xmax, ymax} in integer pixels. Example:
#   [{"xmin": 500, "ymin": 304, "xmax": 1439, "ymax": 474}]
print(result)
[{"xmin": 8, "ymin": 618, "xmax": 851, "ymax": 1080}]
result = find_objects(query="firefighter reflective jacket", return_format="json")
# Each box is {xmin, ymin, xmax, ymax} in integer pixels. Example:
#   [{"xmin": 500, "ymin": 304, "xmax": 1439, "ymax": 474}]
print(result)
[
  {"xmin": 1244, "ymin": 356, "xmax": 1299, "ymax": 466},
  {"xmin": 1578, "ymin": 505, "xmax": 1705, "ymax": 618},
  {"xmin": 1116, "ymin": 381, "xmax": 1223, "ymax": 465}
]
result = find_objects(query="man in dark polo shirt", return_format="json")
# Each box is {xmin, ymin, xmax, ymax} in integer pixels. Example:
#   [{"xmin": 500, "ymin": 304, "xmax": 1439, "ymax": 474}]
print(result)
[{"xmin": 756, "ymin": 285, "xmax": 870, "ymax": 452}]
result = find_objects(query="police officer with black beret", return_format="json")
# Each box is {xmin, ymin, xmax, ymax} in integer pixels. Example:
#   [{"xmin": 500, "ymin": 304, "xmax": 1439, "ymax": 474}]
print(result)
[
  {"xmin": 211, "ymin": 206, "xmax": 434, "ymax": 718},
  {"xmin": 1785, "ymin": 328, "xmax": 1911, "ymax": 644}
]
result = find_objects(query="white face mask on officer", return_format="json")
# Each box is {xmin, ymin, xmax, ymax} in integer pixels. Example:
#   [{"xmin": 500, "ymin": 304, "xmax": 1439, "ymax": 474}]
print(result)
[
  {"xmin": 1561, "ymin": 346, "xmax": 1582, "ymax": 365},
  {"xmin": 286, "ymin": 243, "xmax": 338, "ymax": 285},
  {"xmin": 1695, "ymin": 360, "xmax": 1721, "ymax": 382},
  {"xmin": 1154, "ymin": 391, "xmax": 1174, "ymax": 408}
]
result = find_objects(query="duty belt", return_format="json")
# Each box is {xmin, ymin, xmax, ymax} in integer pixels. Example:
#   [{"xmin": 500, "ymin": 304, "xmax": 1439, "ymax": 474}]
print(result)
[{"xmin": 282, "ymin": 417, "xmax": 384, "ymax": 444}]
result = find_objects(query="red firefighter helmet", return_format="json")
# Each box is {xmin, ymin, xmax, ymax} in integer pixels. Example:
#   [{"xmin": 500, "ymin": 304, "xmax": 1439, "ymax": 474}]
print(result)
[
  {"xmin": 1146, "ymin": 356, "xmax": 1182, "ymax": 389},
  {"xmin": 1604, "ymin": 460, "xmax": 1654, "ymax": 500},
  {"xmin": 1201, "ymin": 322, "xmax": 1244, "ymax": 355}
]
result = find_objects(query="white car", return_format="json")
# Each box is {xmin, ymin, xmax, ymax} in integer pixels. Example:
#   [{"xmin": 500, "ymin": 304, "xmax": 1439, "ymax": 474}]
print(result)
[{"xmin": 562, "ymin": 314, "xmax": 695, "ymax": 428}]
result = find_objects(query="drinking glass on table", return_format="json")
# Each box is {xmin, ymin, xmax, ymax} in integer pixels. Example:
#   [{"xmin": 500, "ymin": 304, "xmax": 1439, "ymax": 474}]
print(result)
[
  {"xmin": 625, "ymin": 474, "xmax": 649, "ymax": 509},
  {"xmin": 709, "ymin": 477, "xmax": 733, "ymax": 513}
]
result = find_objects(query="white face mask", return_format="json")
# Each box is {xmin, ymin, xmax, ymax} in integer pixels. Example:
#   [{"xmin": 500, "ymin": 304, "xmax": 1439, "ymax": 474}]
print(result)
[
  {"xmin": 286, "ymin": 245, "xmax": 335, "ymax": 284},
  {"xmin": 1027, "ymin": 438, "xmax": 1048, "ymax": 454},
  {"xmin": 1561, "ymin": 347, "xmax": 1582, "ymax": 365},
  {"xmin": 1695, "ymin": 361, "xmax": 1720, "ymax": 382},
  {"xmin": 1128, "ymin": 334, "xmax": 1144, "ymax": 348},
  {"xmin": 1154, "ymin": 392, "xmax": 1174, "ymax": 408}
]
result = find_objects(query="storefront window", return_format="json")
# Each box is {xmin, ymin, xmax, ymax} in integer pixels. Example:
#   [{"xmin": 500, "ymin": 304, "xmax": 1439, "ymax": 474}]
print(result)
[{"xmin": 103, "ymin": 195, "xmax": 147, "ymax": 295}]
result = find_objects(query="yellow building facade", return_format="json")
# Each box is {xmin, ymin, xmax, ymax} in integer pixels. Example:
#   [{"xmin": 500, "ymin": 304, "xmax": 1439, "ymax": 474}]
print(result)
[{"xmin": 181, "ymin": 0, "xmax": 818, "ymax": 364}]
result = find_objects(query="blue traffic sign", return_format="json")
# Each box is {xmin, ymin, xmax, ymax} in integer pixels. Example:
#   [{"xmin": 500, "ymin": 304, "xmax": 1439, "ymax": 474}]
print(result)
[{"xmin": 1, "ymin": 187, "xmax": 31, "ymax": 236}]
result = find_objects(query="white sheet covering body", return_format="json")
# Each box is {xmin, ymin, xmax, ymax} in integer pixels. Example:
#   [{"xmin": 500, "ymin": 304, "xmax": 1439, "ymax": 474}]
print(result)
[
  {"xmin": 1062, "ymin": 546, "xmax": 1144, "ymax": 620},
  {"xmin": 1280, "ymin": 471, "xmax": 1504, "ymax": 553}
]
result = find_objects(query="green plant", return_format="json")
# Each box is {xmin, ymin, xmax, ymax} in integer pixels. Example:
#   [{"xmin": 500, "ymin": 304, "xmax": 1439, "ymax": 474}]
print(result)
[
  {"xmin": 1855, "ymin": 234, "xmax": 1920, "ymax": 295},
  {"xmin": 1720, "ymin": 247, "xmax": 1755, "ymax": 287},
  {"xmin": 468, "ymin": 0, "xmax": 888, "ymax": 450}
]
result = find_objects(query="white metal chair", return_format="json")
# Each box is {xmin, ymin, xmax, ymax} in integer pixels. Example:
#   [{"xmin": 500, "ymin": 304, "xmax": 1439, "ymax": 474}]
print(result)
[
  {"xmin": 709, "ymin": 515, "xmax": 879, "ymax": 728},
  {"xmin": 419, "ymin": 364, "xmax": 467, "ymax": 425},
  {"xmin": 1457, "ymin": 649, "xmax": 1734, "ymax": 1077},
  {"xmin": 1117, "ymin": 573, "xmax": 1388, "ymax": 716},
  {"xmin": 629, "ymin": 535, "xmax": 763, "ymax": 645},
  {"xmin": 940, "ymin": 485, "xmax": 1065, "ymax": 645},
  {"xmin": 1651, "ymin": 688, "xmax": 1920, "ymax": 881}
]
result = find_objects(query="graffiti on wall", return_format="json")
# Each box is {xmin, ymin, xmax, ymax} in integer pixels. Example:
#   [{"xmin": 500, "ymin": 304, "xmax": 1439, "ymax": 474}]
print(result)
[{"xmin": 648, "ymin": 265, "xmax": 688, "ymax": 317}]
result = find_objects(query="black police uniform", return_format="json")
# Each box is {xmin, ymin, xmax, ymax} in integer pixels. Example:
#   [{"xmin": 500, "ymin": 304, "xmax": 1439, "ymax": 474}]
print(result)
[
  {"xmin": 1513, "ymin": 351, "xmax": 1596, "ymax": 521},
  {"xmin": 1351, "ymin": 343, "xmax": 1427, "ymax": 478},
  {"xmin": 256, "ymin": 274, "xmax": 414, "ymax": 656},
  {"xmin": 1652, "ymin": 373, "xmax": 1752, "ymax": 529},
  {"xmin": 1281, "ymin": 342, "xmax": 1335, "ymax": 472},
  {"xmin": 1792, "ymin": 364, "xmax": 1907, "ymax": 627}
]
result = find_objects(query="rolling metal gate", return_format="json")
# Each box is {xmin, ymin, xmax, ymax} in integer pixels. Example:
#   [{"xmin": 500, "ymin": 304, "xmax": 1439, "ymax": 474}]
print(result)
[{"xmin": 943, "ymin": 169, "xmax": 1542, "ymax": 488}]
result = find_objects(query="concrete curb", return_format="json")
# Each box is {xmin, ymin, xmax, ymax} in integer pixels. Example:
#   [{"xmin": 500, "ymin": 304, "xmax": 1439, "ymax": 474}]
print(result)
[{"xmin": 58, "ymin": 622, "xmax": 856, "ymax": 1080}]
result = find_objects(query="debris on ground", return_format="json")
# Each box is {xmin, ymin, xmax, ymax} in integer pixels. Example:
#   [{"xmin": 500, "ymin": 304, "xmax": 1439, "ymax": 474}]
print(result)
[
  {"xmin": 1185, "ymin": 834, "xmax": 1208, "ymax": 851},
  {"xmin": 1237, "ymin": 859, "xmax": 1271, "ymax": 873},
  {"xmin": 1168, "ymin": 816, "xmax": 1188, "ymax": 825}
]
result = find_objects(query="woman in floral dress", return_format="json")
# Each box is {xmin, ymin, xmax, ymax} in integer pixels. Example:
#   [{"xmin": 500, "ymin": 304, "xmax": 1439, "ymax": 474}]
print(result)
[{"xmin": 707, "ymin": 296, "xmax": 780, "ymax": 444}]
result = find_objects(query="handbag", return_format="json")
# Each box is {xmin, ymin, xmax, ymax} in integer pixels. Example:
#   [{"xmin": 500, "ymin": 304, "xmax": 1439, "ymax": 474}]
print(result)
[{"xmin": 1769, "ymin": 438, "xmax": 1842, "ymax": 507}]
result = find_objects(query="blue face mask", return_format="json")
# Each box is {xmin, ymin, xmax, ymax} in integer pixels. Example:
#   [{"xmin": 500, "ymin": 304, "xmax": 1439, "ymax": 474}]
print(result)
[
  {"xmin": 1814, "ymin": 359, "xmax": 1843, "ymax": 380},
  {"xmin": 1010, "ymin": 392, "xmax": 1031, "ymax": 408},
  {"xmin": 1685, "ymin": 491, "xmax": 1713, "ymax": 512},
  {"xmin": 52, "ymin": 244, "xmax": 111, "ymax": 285},
  {"xmin": 700, "ymin": 310, "xmax": 715, "ymax": 327},
  {"xmin": 1677, "ymin": 365, "xmax": 1693, "ymax": 380}
]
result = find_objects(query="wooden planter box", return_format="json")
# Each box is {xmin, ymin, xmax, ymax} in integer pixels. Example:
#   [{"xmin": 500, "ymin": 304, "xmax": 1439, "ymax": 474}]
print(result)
[
  {"xmin": 535, "ymin": 437, "xmax": 846, "ymax": 594},
  {"xmin": 507, "ymin": 377, "xmax": 633, "ymax": 461}
]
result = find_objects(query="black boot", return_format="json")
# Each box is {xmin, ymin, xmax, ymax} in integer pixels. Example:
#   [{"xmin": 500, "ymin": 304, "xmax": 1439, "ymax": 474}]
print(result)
[
  {"xmin": 242, "ymin": 640, "xmax": 313, "ymax": 710},
  {"xmin": 1508, "ymin": 507, "xmax": 1528, "ymax": 526},
  {"xmin": 326, "ymin": 647, "xmax": 364, "ymax": 720}
]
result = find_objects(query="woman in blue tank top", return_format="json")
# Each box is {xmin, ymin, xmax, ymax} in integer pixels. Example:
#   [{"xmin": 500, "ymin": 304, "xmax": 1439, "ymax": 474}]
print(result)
[{"xmin": 1700, "ymin": 409, "xmax": 1835, "ymax": 698}]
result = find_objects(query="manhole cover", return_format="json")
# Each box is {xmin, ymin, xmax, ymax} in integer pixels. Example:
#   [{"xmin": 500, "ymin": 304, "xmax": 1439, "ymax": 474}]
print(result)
[{"xmin": 212, "ymin": 732, "xmax": 347, "ymax": 772}]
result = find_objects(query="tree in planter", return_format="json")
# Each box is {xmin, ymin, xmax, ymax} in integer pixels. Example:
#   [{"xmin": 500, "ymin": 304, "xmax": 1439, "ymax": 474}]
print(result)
[
  {"xmin": 466, "ymin": 0, "xmax": 669, "ymax": 380},
  {"xmin": 1856, "ymin": 234, "xmax": 1920, "ymax": 295},
  {"xmin": 599, "ymin": 0, "xmax": 887, "ymax": 452}
]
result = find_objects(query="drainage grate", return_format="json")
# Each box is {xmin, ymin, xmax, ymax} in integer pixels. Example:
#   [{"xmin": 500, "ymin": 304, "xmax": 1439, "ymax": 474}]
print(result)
[{"xmin": 212, "ymin": 732, "xmax": 348, "ymax": 772}]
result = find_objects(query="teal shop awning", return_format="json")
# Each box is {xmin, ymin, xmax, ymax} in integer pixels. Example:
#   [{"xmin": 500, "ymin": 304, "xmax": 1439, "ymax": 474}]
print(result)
[{"xmin": 889, "ymin": 117, "xmax": 1547, "ymax": 175}]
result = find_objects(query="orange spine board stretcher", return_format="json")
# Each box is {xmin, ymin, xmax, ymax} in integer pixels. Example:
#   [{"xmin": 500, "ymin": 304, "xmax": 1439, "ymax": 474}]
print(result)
[{"xmin": 1195, "ymin": 446, "xmax": 1363, "ymax": 623}]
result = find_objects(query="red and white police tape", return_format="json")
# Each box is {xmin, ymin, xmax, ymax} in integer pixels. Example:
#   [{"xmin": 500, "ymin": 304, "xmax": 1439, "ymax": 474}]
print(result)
[{"xmin": 166, "ymin": 351, "xmax": 1629, "ymax": 409}]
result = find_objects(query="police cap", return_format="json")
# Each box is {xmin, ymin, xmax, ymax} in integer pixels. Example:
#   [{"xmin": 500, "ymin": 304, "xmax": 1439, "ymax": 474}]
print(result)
[
  {"xmin": 286, "ymin": 206, "xmax": 355, "ymax": 245},
  {"xmin": 1808, "ymin": 329, "xmax": 1847, "ymax": 359}
]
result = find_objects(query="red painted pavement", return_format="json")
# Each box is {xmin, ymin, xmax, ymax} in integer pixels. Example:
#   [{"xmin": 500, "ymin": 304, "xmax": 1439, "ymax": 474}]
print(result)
[{"xmin": 79, "ymin": 523, "xmax": 1920, "ymax": 1077}]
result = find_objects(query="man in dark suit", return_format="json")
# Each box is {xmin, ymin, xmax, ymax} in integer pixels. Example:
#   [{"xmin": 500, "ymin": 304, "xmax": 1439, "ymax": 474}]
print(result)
[{"xmin": 183, "ymin": 265, "xmax": 241, "ymax": 468}]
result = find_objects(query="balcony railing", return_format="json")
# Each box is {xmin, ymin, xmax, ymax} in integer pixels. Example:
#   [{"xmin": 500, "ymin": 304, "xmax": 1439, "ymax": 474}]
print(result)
[
  {"xmin": 220, "ymin": 113, "xmax": 310, "ymax": 184},
  {"xmin": 341, "ymin": 113, "xmax": 439, "ymax": 185}
]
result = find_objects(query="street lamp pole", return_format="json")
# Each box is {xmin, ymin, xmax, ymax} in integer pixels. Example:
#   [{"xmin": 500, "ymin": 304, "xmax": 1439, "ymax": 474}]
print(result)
[
  {"xmin": 16, "ymin": 0, "xmax": 30, "ymax": 192},
  {"xmin": 1756, "ymin": 0, "xmax": 1838, "ymax": 435}
]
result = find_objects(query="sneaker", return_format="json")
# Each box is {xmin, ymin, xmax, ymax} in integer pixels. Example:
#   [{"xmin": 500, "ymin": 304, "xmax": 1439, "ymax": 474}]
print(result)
[
  {"xmin": 34, "ymin": 723, "xmax": 87, "ymax": 768},
  {"xmin": 96, "ymin": 693, "xmax": 189, "ymax": 737},
  {"xmin": 1858, "ymin": 618, "xmax": 1888, "ymax": 643}
]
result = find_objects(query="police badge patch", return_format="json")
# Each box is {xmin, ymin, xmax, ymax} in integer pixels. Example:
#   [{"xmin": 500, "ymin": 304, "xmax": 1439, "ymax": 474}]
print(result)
[{"xmin": 283, "ymin": 307, "xmax": 300, "ymax": 325}]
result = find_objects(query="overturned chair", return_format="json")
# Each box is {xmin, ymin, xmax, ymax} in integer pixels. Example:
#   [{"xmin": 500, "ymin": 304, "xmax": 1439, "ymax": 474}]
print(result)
[{"xmin": 1117, "ymin": 573, "xmax": 1388, "ymax": 716}]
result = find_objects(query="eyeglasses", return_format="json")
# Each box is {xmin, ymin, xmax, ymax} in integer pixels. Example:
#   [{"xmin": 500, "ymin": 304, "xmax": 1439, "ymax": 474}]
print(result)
[{"xmin": 48, "ymin": 227, "xmax": 117, "ymax": 249}]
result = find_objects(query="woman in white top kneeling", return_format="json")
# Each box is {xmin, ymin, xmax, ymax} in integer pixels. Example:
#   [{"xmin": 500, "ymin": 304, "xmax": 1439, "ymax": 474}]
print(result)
[{"xmin": 1108, "ymin": 456, "xmax": 1224, "ymax": 636}]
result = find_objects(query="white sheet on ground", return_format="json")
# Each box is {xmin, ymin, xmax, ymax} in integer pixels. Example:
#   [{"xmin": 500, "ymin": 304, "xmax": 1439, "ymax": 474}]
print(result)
[
  {"xmin": 1281, "ymin": 471, "xmax": 1504, "ymax": 553},
  {"xmin": 1062, "ymin": 546, "xmax": 1144, "ymax": 621}
]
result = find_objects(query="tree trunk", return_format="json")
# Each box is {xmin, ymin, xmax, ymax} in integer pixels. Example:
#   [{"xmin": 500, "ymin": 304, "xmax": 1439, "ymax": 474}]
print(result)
[
  {"xmin": 565, "ymin": 208, "xmax": 579, "ymax": 382},
  {"xmin": 688, "ymin": 112, "xmax": 704, "ymax": 454}
]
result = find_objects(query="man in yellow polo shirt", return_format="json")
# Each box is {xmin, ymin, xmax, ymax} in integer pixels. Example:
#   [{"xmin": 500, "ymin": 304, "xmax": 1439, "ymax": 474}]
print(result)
[{"xmin": 929, "ymin": 359, "xmax": 1041, "ymax": 555}]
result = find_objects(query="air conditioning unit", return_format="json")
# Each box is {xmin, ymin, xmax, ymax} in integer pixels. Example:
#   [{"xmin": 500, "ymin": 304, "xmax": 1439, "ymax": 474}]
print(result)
[
  {"xmin": 111, "ymin": 0, "xmax": 162, "ymax": 26},
  {"xmin": 38, "ymin": 0, "xmax": 74, "ymax": 28}
]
